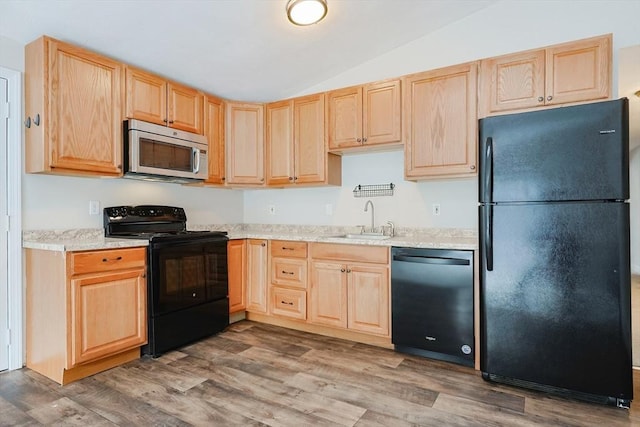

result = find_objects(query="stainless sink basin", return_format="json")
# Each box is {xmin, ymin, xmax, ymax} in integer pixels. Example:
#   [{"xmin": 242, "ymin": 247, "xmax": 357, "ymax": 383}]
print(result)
[{"xmin": 329, "ymin": 233, "xmax": 391, "ymax": 240}]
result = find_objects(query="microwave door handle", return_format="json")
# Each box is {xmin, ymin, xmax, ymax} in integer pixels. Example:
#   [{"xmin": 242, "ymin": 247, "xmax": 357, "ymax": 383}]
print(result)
[{"xmin": 193, "ymin": 148, "xmax": 201, "ymax": 173}]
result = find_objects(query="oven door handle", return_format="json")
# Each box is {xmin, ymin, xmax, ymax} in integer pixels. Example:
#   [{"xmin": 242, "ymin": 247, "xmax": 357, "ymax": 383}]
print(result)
[{"xmin": 193, "ymin": 148, "xmax": 201, "ymax": 174}]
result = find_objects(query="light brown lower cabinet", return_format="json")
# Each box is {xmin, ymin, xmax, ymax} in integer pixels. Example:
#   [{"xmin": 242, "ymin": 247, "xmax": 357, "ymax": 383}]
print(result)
[
  {"xmin": 269, "ymin": 240, "xmax": 308, "ymax": 320},
  {"xmin": 246, "ymin": 239, "xmax": 269, "ymax": 313},
  {"xmin": 227, "ymin": 239, "xmax": 246, "ymax": 313},
  {"xmin": 26, "ymin": 247, "xmax": 147, "ymax": 385},
  {"xmin": 309, "ymin": 243, "xmax": 390, "ymax": 336}
]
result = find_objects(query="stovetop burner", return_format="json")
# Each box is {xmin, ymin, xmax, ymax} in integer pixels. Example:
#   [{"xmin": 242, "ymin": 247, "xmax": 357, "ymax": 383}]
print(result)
[{"xmin": 104, "ymin": 205, "xmax": 227, "ymax": 241}]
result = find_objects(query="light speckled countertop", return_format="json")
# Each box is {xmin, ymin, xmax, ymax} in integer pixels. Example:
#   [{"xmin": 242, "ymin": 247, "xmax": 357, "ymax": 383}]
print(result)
[
  {"xmin": 22, "ymin": 229, "xmax": 148, "ymax": 252},
  {"xmin": 23, "ymin": 224, "xmax": 477, "ymax": 252}
]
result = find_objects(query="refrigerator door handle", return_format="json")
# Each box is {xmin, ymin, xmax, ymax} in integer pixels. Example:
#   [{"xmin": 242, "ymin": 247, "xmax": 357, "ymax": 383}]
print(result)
[
  {"xmin": 484, "ymin": 137, "xmax": 493, "ymax": 203},
  {"xmin": 484, "ymin": 204, "xmax": 493, "ymax": 271}
]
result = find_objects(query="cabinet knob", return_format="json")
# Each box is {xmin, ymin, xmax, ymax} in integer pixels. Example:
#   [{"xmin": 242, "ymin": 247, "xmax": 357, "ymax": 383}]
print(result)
[
  {"xmin": 261, "ymin": 242, "xmax": 266, "ymax": 247},
  {"xmin": 340, "ymin": 268, "xmax": 346, "ymax": 273},
  {"xmin": 24, "ymin": 117, "xmax": 31, "ymax": 128},
  {"xmin": 288, "ymin": 177, "xmax": 293, "ymax": 181},
  {"xmin": 346, "ymin": 269, "xmax": 352, "ymax": 273},
  {"xmin": 546, "ymin": 95, "xmax": 553, "ymax": 101},
  {"xmin": 363, "ymin": 137, "xmax": 367, "ymax": 143},
  {"xmin": 169, "ymin": 120, "xmax": 174, "ymax": 124},
  {"xmin": 163, "ymin": 118, "xmax": 168, "ymax": 123},
  {"xmin": 356, "ymin": 138, "xmax": 362, "ymax": 143},
  {"xmin": 538, "ymin": 96, "xmax": 544, "ymax": 102},
  {"xmin": 470, "ymin": 165, "xmax": 476, "ymax": 170},
  {"xmin": 221, "ymin": 177, "xmax": 226, "ymax": 181},
  {"xmin": 33, "ymin": 114, "xmax": 40, "ymax": 126}
]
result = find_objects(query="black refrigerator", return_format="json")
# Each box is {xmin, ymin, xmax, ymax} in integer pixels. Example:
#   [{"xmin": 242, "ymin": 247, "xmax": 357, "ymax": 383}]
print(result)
[{"xmin": 478, "ymin": 98, "xmax": 633, "ymax": 408}]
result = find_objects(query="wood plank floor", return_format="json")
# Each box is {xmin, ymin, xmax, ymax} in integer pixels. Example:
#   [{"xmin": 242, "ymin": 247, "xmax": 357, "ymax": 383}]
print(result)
[{"xmin": 2, "ymin": 320, "xmax": 640, "ymax": 426}]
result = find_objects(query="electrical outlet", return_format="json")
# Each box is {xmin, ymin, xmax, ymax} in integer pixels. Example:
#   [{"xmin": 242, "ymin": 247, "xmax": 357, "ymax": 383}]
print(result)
[
  {"xmin": 89, "ymin": 200, "xmax": 100, "ymax": 216},
  {"xmin": 268, "ymin": 205, "xmax": 276, "ymax": 215},
  {"xmin": 432, "ymin": 203, "xmax": 441, "ymax": 216}
]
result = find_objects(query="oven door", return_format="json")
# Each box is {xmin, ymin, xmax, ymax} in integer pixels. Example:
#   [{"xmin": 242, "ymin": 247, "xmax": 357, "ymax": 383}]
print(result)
[{"xmin": 149, "ymin": 237, "xmax": 228, "ymax": 317}]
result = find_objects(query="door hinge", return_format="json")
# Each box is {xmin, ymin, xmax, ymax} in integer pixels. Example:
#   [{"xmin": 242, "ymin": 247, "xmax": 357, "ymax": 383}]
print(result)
[
  {"xmin": 1, "ymin": 102, "xmax": 8, "ymax": 120},
  {"xmin": 2, "ymin": 215, "xmax": 9, "ymax": 233},
  {"xmin": 5, "ymin": 329, "xmax": 10, "ymax": 346}
]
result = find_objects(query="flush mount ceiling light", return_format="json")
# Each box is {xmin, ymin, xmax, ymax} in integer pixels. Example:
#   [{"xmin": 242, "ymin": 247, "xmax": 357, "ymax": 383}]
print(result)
[{"xmin": 286, "ymin": 0, "xmax": 328, "ymax": 26}]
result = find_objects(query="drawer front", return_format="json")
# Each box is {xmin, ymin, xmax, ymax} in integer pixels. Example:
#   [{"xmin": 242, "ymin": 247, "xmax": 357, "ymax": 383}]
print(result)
[
  {"xmin": 310, "ymin": 243, "xmax": 389, "ymax": 264},
  {"xmin": 270, "ymin": 240, "xmax": 308, "ymax": 258},
  {"xmin": 69, "ymin": 247, "xmax": 146, "ymax": 275},
  {"xmin": 271, "ymin": 257, "xmax": 307, "ymax": 289},
  {"xmin": 271, "ymin": 287, "xmax": 306, "ymax": 320}
]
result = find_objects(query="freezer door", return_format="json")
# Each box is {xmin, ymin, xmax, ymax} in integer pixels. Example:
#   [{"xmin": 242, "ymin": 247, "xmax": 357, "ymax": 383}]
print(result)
[
  {"xmin": 479, "ymin": 99, "xmax": 629, "ymax": 203},
  {"xmin": 480, "ymin": 202, "xmax": 632, "ymax": 400}
]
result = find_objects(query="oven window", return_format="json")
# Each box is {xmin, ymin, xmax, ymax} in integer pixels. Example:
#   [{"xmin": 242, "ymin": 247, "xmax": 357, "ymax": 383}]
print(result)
[
  {"xmin": 140, "ymin": 137, "xmax": 192, "ymax": 172},
  {"xmin": 151, "ymin": 240, "xmax": 228, "ymax": 316}
]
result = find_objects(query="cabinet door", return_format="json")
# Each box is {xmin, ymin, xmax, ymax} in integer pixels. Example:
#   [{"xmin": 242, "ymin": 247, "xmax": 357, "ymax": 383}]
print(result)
[
  {"xmin": 204, "ymin": 95, "xmax": 226, "ymax": 185},
  {"xmin": 545, "ymin": 35, "xmax": 610, "ymax": 106},
  {"xmin": 227, "ymin": 240, "xmax": 246, "ymax": 313},
  {"xmin": 125, "ymin": 67, "xmax": 167, "ymax": 126},
  {"xmin": 404, "ymin": 62, "xmax": 478, "ymax": 179},
  {"xmin": 294, "ymin": 94, "xmax": 326, "ymax": 184},
  {"xmin": 69, "ymin": 268, "xmax": 146, "ymax": 367},
  {"xmin": 363, "ymin": 79, "xmax": 401, "ymax": 146},
  {"xmin": 168, "ymin": 82, "xmax": 204, "ymax": 134},
  {"xmin": 309, "ymin": 261, "xmax": 347, "ymax": 328},
  {"xmin": 246, "ymin": 239, "xmax": 268, "ymax": 313},
  {"xmin": 328, "ymin": 86, "xmax": 362, "ymax": 150},
  {"xmin": 226, "ymin": 102, "xmax": 265, "ymax": 185},
  {"xmin": 479, "ymin": 50, "xmax": 545, "ymax": 116},
  {"xmin": 347, "ymin": 264, "xmax": 389, "ymax": 336},
  {"xmin": 266, "ymin": 100, "xmax": 294, "ymax": 186},
  {"xmin": 48, "ymin": 38, "xmax": 123, "ymax": 175}
]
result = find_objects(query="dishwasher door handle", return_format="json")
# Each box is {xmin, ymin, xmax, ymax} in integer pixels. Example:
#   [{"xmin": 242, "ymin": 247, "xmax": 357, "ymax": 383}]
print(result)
[{"xmin": 393, "ymin": 255, "xmax": 470, "ymax": 266}]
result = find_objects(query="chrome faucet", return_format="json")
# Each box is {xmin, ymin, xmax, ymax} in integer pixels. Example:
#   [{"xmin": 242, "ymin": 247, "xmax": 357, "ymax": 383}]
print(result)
[{"xmin": 364, "ymin": 200, "xmax": 375, "ymax": 233}]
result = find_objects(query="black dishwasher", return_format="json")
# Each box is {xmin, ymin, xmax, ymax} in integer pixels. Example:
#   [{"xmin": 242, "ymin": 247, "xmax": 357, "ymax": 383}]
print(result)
[{"xmin": 391, "ymin": 247, "xmax": 474, "ymax": 367}]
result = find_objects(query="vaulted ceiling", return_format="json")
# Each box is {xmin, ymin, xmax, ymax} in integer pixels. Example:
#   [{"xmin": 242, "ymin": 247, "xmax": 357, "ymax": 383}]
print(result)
[{"xmin": 1, "ymin": 0, "xmax": 497, "ymax": 102}]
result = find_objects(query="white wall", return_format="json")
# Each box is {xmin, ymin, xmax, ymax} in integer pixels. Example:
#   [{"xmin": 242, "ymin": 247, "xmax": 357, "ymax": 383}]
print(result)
[
  {"xmin": 244, "ymin": 150, "xmax": 477, "ymax": 229},
  {"xmin": 0, "ymin": 35, "xmax": 23, "ymax": 71}
]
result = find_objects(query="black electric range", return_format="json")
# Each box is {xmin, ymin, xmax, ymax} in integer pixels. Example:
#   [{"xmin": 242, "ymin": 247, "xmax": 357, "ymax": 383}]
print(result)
[{"xmin": 104, "ymin": 205, "xmax": 229, "ymax": 357}]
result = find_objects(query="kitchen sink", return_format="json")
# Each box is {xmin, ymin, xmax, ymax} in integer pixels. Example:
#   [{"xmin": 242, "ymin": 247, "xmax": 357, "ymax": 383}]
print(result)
[{"xmin": 329, "ymin": 233, "xmax": 391, "ymax": 240}]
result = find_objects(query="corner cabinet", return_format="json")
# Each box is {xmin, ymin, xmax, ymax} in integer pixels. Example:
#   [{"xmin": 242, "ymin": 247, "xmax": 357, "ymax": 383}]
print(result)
[
  {"xmin": 226, "ymin": 102, "xmax": 265, "ymax": 186},
  {"xmin": 125, "ymin": 66, "xmax": 204, "ymax": 134},
  {"xmin": 266, "ymin": 94, "xmax": 341, "ymax": 187},
  {"xmin": 403, "ymin": 62, "xmax": 478, "ymax": 179},
  {"xmin": 25, "ymin": 36, "xmax": 123, "ymax": 176},
  {"xmin": 479, "ymin": 34, "xmax": 611, "ymax": 117},
  {"xmin": 26, "ymin": 247, "xmax": 147, "ymax": 385},
  {"xmin": 328, "ymin": 79, "xmax": 402, "ymax": 152}
]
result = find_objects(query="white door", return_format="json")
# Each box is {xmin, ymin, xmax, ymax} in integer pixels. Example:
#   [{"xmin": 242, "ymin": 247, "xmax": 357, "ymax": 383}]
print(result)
[{"xmin": 0, "ymin": 76, "xmax": 8, "ymax": 371}]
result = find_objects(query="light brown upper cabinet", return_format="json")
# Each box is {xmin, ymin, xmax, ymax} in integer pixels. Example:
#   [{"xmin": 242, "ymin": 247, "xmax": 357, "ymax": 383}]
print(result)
[
  {"xmin": 403, "ymin": 62, "xmax": 478, "ymax": 179},
  {"xmin": 479, "ymin": 34, "xmax": 611, "ymax": 117},
  {"xmin": 327, "ymin": 79, "xmax": 401, "ymax": 151},
  {"xmin": 24, "ymin": 36, "xmax": 123, "ymax": 176},
  {"xmin": 125, "ymin": 66, "xmax": 204, "ymax": 134},
  {"xmin": 204, "ymin": 95, "xmax": 226, "ymax": 185},
  {"xmin": 266, "ymin": 94, "xmax": 341, "ymax": 187},
  {"xmin": 226, "ymin": 102, "xmax": 265, "ymax": 186}
]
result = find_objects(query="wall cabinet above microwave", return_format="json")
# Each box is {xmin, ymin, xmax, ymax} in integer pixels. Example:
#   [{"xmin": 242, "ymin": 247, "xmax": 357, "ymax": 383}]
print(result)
[{"xmin": 125, "ymin": 66, "xmax": 205, "ymax": 135}]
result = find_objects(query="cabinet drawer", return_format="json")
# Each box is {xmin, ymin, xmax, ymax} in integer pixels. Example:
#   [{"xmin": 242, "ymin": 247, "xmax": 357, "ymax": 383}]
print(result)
[
  {"xmin": 271, "ymin": 257, "xmax": 307, "ymax": 289},
  {"xmin": 310, "ymin": 243, "xmax": 388, "ymax": 264},
  {"xmin": 271, "ymin": 287, "xmax": 306, "ymax": 320},
  {"xmin": 68, "ymin": 247, "xmax": 146, "ymax": 275},
  {"xmin": 270, "ymin": 240, "xmax": 308, "ymax": 258}
]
